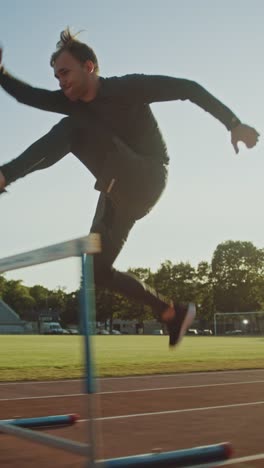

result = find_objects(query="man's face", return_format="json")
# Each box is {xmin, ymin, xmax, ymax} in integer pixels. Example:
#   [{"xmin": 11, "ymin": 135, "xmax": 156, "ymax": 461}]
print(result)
[{"xmin": 54, "ymin": 50, "xmax": 93, "ymax": 101}]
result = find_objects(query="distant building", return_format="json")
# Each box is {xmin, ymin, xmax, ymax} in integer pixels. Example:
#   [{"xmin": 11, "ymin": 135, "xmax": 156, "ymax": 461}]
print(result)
[
  {"xmin": 111, "ymin": 319, "xmax": 139, "ymax": 334},
  {"xmin": 0, "ymin": 299, "xmax": 32, "ymax": 334},
  {"xmin": 99, "ymin": 318, "xmax": 164, "ymax": 335}
]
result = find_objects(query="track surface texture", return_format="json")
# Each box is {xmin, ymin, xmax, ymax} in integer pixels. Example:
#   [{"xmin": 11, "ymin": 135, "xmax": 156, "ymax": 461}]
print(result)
[{"xmin": 0, "ymin": 369, "xmax": 263, "ymax": 467}]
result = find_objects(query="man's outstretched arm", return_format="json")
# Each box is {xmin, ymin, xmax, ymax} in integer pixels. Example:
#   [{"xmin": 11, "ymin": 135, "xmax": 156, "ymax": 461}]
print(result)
[
  {"xmin": 108, "ymin": 74, "xmax": 260, "ymax": 153},
  {"xmin": 0, "ymin": 48, "xmax": 70, "ymax": 114}
]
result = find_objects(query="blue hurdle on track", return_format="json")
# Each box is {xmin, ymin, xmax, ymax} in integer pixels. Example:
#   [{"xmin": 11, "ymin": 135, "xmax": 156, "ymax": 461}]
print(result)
[
  {"xmin": 0, "ymin": 414, "xmax": 79, "ymax": 429},
  {"xmin": 0, "ymin": 234, "xmax": 232, "ymax": 467}
]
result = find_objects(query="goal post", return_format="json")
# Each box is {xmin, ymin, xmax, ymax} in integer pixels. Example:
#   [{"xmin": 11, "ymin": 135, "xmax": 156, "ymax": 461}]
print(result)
[{"xmin": 214, "ymin": 311, "xmax": 264, "ymax": 336}]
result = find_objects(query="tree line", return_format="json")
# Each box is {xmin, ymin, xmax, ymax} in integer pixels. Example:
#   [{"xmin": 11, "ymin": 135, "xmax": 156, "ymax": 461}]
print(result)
[{"xmin": 0, "ymin": 240, "xmax": 264, "ymax": 327}]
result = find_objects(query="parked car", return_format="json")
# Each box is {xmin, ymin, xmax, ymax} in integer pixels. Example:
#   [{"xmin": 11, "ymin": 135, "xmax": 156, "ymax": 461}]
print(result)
[
  {"xmin": 200, "ymin": 329, "xmax": 213, "ymax": 336},
  {"xmin": 42, "ymin": 322, "xmax": 63, "ymax": 335},
  {"xmin": 152, "ymin": 329, "xmax": 164, "ymax": 335},
  {"xmin": 97, "ymin": 329, "xmax": 110, "ymax": 335},
  {"xmin": 67, "ymin": 328, "xmax": 79, "ymax": 335},
  {"xmin": 225, "ymin": 330, "xmax": 243, "ymax": 335},
  {"xmin": 111, "ymin": 330, "xmax": 122, "ymax": 335},
  {"xmin": 186, "ymin": 328, "xmax": 199, "ymax": 335}
]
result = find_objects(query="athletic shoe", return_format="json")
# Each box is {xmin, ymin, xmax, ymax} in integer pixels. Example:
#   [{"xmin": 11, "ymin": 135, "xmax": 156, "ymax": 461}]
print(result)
[{"xmin": 166, "ymin": 303, "xmax": 196, "ymax": 347}]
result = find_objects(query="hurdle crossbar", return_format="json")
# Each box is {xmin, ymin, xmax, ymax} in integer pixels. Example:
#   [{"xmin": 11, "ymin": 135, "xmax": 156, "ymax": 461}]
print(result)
[{"xmin": 0, "ymin": 234, "xmax": 101, "ymax": 274}]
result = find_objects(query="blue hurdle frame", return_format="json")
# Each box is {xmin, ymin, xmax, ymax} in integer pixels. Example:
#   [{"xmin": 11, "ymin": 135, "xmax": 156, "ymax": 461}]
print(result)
[{"xmin": 0, "ymin": 235, "xmax": 232, "ymax": 467}]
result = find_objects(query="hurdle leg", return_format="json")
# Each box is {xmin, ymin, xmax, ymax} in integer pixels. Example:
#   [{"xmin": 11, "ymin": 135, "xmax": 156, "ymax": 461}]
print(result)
[{"xmin": 80, "ymin": 253, "xmax": 98, "ymax": 467}]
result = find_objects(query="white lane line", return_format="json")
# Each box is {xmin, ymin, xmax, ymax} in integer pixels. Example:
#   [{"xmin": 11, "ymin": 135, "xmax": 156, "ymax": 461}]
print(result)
[
  {"xmin": 0, "ymin": 393, "xmax": 84, "ymax": 402},
  {"xmin": 0, "ymin": 368, "xmax": 263, "ymax": 386},
  {"xmin": 98, "ymin": 368, "xmax": 264, "ymax": 381},
  {"xmin": 0, "ymin": 379, "xmax": 82, "ymax": 386},
  {"xmin": 180, "ymin": 452, "xmax": 264, "ymax": 467},
  {"xmin": 195, "ymin": 452, "xmax": 264, "ymax": 466},
  {"xmin": 0, "ymin": 379, "xmax": 263, "ymax": 401},
  {"xmin": 76, "ymin": 400, "xmax": 264, "ymax": 421},
  {"xmin": 219, "ymin": 452, "xmax": 264, "ymax": 465},
  {"xmin": 99, "ymin": 380, "xmax": 264, "ymax": 394}
]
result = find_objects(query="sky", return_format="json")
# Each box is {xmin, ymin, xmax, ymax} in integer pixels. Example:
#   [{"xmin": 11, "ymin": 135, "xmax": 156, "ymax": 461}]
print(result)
[{"xmin": 0, "ymin": 0, "xmax": 263, "ymax": 292}]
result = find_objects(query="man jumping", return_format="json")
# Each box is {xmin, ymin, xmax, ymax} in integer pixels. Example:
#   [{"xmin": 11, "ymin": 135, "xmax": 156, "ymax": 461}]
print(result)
[{"xmin": 0, "ymin": 29, "xmax": 259, "ymax": 347}]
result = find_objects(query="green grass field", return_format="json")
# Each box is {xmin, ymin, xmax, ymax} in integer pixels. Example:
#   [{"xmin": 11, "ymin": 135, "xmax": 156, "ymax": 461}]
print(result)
[{"xmin": 0, "ymin": 335, "xmax": 263, "ymax": 381}]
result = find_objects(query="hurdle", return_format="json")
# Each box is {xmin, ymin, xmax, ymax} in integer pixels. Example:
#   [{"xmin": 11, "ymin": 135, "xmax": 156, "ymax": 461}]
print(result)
[
  {"xmin": 0, "ymin": 234, "xmax": 232, "ymax": 467},
  {"xmin": 0, "ymin": 234, "xmax": 100, "ymax": 462},
  {"xmin": 0, "ymin": 414, "xmax": 79, "ymax": 429}
]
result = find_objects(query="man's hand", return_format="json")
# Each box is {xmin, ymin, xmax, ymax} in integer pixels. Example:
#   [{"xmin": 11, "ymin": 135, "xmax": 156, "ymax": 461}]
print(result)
[{"xmin": 231, "ymin": 124, "xmax": 260, "ymax": 154}]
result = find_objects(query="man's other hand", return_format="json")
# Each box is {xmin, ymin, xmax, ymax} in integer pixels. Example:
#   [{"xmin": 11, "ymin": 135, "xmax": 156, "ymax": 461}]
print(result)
[{"xmin": 231, "ymin": 124, "xmax": 260, "ymax": 154}]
